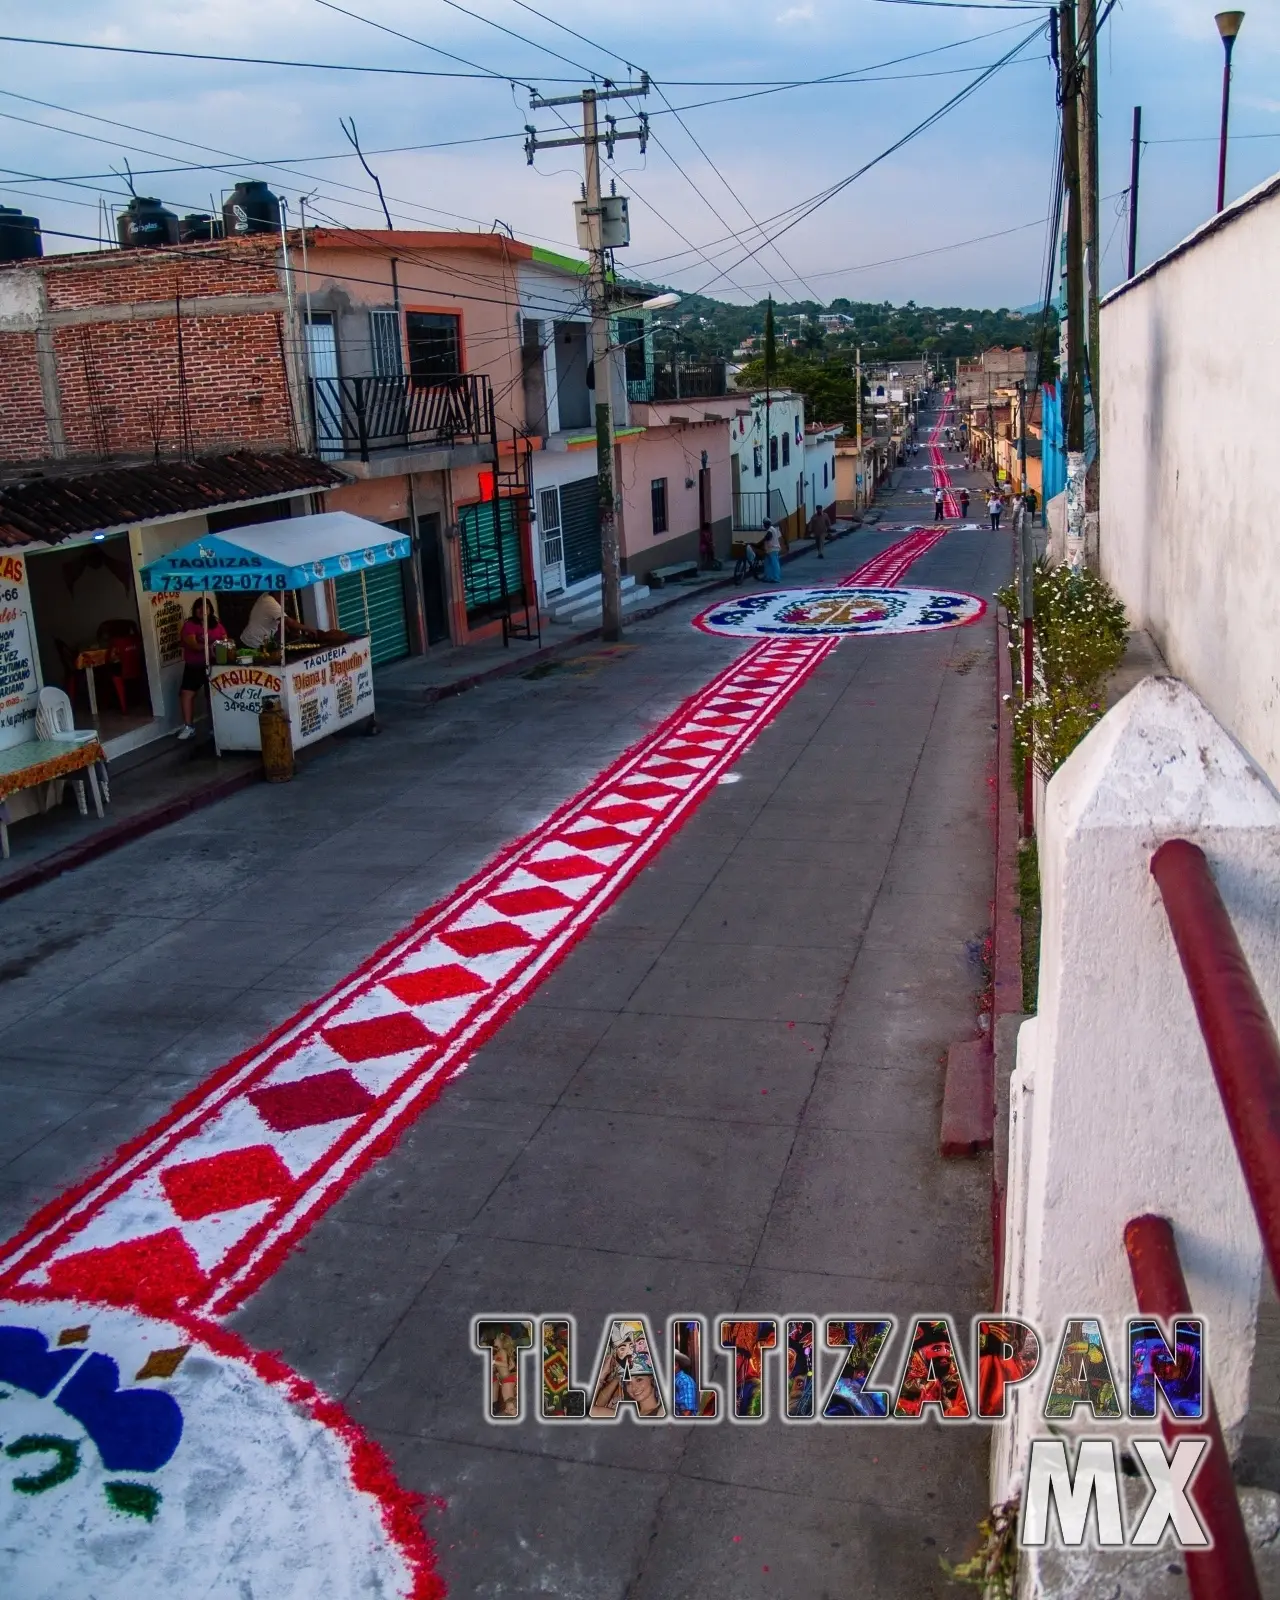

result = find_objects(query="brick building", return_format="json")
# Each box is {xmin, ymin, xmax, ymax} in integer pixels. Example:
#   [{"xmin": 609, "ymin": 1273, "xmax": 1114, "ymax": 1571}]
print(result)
[{"xmin": 0, "ymin": 238, "xmax": 344, "ymax": 762}]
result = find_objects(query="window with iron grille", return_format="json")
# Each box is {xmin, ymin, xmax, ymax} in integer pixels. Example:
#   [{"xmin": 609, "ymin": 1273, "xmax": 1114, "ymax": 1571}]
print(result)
[
  {"xmin": 753, "ymin": 445, "xmax": 762, "ymax": 478},
  {"xmin": 781, "ymin": 431, "xmax": 790, "ymax": 467},
  {"xmin": 770, "ymin": 436, "xmax": 778, "ymax": 472},
  {"xmin": 823, "ymin": 461, "xmax": 829, "ymax": 488},
  {"xmin": 369, "ymin": 310, "xmax": 403, "ymax": 376},
  {"xmin": 650, "ymin": 478, "xmax": 668, "ymax": 536}
]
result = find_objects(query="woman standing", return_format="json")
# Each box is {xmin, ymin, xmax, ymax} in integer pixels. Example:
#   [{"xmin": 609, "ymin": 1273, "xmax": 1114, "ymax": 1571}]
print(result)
[
  {"xmin": 988, "ymin": 493, "xmax": 1003, "ymax": 532},
  {"xmin": 178, "ymin": 598, "xmax": 228, "ymax": 741}
]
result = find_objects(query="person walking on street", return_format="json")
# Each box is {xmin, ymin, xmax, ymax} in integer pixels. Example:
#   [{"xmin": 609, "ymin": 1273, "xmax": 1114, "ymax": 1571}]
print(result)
[
  {"xmin": 761, "ymin": 518, "xmax": 782, "ymax": 582},
  {"xmin": 934, "ymin": 487, "xmax": 945, "ymax": 522},
  {"xmin": 988, "ymin": 492, "xmax": 1003, "ymax": 531},
  {"xmin": 959, "ymin": 487, "xmax": 970, "ymax": 520},
  {"xmin": 808, "ymin": 505, "xmax": 831, "ymax": 559}
]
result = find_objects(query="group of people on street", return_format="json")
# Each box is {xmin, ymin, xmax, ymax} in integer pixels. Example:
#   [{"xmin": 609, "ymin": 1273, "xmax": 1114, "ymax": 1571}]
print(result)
[{"xmin": 930, "ymin": 484, "xmax": 1031, "ymax": 530}]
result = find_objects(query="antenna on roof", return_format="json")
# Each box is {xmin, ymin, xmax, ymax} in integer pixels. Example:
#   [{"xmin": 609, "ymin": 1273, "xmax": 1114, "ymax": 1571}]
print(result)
[{"xmin": 339, "ymin": 117, "xmax": 393, "ymax": 231}]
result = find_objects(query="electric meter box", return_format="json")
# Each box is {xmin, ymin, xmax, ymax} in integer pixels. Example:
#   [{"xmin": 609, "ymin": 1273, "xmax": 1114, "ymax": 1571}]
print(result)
[{"xmin": 574, "ymin": 194, "xmax": 630, "ymax": 250}]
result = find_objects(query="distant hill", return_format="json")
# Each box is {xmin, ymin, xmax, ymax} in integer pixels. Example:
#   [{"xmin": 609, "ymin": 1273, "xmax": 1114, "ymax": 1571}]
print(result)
[{"xmin": 641, "ymin": 289, "xmax": 1058, "ymax": 366}]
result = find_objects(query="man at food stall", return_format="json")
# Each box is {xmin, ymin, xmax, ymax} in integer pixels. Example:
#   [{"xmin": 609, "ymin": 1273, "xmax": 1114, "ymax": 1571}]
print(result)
[{"xmin": 240, "ymin": 591, "xmax": 313, "ymax": 652}]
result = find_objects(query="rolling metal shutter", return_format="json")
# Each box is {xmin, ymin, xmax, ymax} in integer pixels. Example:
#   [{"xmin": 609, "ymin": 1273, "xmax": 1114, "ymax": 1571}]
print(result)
[
  {"xmin": 334, "ymin": 560, "xmax": 410, "ymax": 665},
  {"xmin": 560, "ymin": 475, "xmax": 601, "ymax": 587},
  {"xmin": 459, "ymin": 496, "xmax": 525, "ymax": 622}
]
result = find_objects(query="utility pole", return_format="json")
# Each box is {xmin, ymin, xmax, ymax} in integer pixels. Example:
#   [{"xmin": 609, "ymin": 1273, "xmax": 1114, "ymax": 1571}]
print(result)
[
  {"xmin": 1017, "ymin": 378, "xmax": 1035, "ymax": 837},
  {"xmin": 1078, "ymin": 0, "xmax": 1101, "ymax": 567},
  {"xmin": 855, "ymin": 345, "xmax": 863, "ymax": 511},
  {"xmin": 525, "ymin": 77, "xmax": 649, "ymax": 642},
  {"xmin": 1059, "ymin": 0, "xmax": 1088, "ymax": 572},
  {"xmin": 764, "ymin": 296, "xmax": 775, "ymax": 527},
  {"xmin": 1127, "ymin": 106, "xmax": 1142, "ymax": 279}
]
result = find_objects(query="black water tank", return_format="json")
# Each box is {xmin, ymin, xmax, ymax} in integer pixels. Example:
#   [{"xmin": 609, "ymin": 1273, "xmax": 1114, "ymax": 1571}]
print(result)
[
  {"xmin": 117, "ymin": 197, "xmax": 180, "ymax": 250},
  {"xmin": 179, "ymin": 212, "xmax": 224, "ymax": 244},
  {"xmin": 0, "ymin": 206, "xmax": 42, "ymax": 261},
  {"xmin": 222, "ymin": 181, "xmax": 281, "ymax": 238}
]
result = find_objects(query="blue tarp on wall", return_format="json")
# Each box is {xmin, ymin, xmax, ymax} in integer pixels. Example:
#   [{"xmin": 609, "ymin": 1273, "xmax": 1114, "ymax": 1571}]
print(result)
[{"xmin": 1041, "ymin": 381, "xmax": 1066, "ymax": 506}]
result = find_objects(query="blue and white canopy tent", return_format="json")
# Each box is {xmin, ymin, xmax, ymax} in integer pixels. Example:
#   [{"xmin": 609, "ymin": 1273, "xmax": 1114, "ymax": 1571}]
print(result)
[
  {"xmin": 140, "ymin": 511, "xmax": 409, "ymax": 595},
  {"xmin": 139, "ymin": 511, "xmax": 409, "ymax": 756}
]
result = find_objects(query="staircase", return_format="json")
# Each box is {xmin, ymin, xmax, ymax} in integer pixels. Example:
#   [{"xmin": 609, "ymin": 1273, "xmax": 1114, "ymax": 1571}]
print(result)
[{"xmin": 546, "ymin": 575, "xmax": 652, "ymax": 628}]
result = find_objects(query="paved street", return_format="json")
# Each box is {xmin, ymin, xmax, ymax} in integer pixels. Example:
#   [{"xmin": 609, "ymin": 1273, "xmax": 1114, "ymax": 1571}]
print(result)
[{"xmin": 0, "ymin": 414, "xmax": 1007, "ymax": 1597}]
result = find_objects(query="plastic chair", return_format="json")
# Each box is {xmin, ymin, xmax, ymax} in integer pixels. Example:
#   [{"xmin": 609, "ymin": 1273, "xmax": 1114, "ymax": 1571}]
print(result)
[
  {"xmin": 98, "ymin": 620, "xmax": 144, "ymax": 713},
  {"xmin": 35, "ymin": 686, "xmax": 108, "ymax": 813}
]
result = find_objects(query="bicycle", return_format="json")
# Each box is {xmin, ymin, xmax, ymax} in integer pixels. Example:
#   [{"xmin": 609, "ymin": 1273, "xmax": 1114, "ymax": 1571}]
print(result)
[{"xmin": 732, "ymin": 540, "xmax": 765, "ymax": 584}]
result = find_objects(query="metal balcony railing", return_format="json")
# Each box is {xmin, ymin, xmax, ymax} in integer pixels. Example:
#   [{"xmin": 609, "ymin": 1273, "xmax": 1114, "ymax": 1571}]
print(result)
[
  {"xmin": 732, "ymin": 488, "xmax": 786, "ymax": 532},
  {"xmin": 310, "ymin": 372, "xmax": 493, "ymax": 462},
  {"xmin": 652, "ymin": 361, "xmax": 728, "ymax": 401}
]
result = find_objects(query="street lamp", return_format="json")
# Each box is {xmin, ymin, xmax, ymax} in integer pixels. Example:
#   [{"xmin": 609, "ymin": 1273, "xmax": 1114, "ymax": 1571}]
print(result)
[
  {"xmin": 1215, "ymin": 10, "xmax": 1245, "ymax": 213},
  {"xmin": 639, "ymin": 292, "xmax": 680, "ymax": 312}
]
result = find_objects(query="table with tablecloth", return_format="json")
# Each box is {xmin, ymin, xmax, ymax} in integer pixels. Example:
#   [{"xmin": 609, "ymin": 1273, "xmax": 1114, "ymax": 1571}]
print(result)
[{"xmin": 0, "ymin": 737, "xmax": 108, "ymax": 858}]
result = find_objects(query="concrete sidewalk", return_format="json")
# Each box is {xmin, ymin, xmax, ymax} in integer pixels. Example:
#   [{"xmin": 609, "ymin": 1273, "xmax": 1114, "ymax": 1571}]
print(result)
[{"xmin": 0, "ymin": 536, "xmax": 847, "ymax": 897}]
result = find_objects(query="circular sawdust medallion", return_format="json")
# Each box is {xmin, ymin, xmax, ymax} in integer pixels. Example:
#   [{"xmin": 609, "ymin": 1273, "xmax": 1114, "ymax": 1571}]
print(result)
[
  {"xmin": 693, "ymin": 585, "xmax": 986, "ymax": 638},
  {"xmin": 0, "ymin": 1296, "xmax": 430, "ymax": 1599}
]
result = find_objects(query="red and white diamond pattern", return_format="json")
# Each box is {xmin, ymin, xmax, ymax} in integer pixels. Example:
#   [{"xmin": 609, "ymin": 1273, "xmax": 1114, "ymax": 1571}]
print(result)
[
  {"xmin": 0, "ymin": 636, "xmax": 835, "ymax": 1317},
  {"xmin": 0, "ymin": 530, "xmax": 945, "ymax": 1320}
]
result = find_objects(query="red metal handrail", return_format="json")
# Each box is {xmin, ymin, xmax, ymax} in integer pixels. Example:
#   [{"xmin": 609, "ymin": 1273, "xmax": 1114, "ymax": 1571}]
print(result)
[
  {"xmin": 1124, "ymin": 1214, "xmax": 1261, "ymax": 1600},
  {"xmin": 1150, "ymin": 838, "xmax": 1280, "ymax": 1290}
]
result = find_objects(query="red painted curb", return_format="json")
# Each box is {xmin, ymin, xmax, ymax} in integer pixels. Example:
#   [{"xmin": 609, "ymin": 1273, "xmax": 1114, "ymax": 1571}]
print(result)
[
  {"xmin": 993, "ymin": 610, "xmax": 1023, "ymax": 1018},
  {"xmin": 990, "ymin": 607, "xmax": 1025, "ymax": 1299},
  {"xmin": 940, "ymin": 1038, "xmax": 995, "ymax": 1157}
]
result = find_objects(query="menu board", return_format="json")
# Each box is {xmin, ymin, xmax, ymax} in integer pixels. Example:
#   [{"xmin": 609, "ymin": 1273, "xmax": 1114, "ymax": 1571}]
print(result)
[
  {"xmin": 209, "ymin": 639, "xmax": 374, "ymax": 752},
  {"xmin": 0, "ymin": 553, "xmax": 40, "ymax": 750},
  {"xmin": 149, "ymin": 590, "xmax": 185, "ymax": 668}
]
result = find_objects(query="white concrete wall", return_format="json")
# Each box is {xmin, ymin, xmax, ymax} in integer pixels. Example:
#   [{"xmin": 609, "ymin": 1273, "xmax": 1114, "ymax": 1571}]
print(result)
[
  {"xmin": 995, "ymin": 678, "xmax": 1280, "ymax": 1536},
  {"xmin": 804, "ymin": 432, "xmax": 838, "ymax": 515},
  {"xmin": 728, "ymin": 392, "xmax": 806, "ymax": 523},
  {"xmin": 1099, "ymin": 170, "xmax": 1280, "ymax": 788}
]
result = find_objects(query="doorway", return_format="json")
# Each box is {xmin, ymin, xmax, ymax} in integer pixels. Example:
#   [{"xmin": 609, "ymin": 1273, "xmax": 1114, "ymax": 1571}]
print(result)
[
  {"xmin": 698, "ymin": 466, "xmax": 714, "ymax": 567},
  {"xmin": 418, "ymin": 512, "xmax": 449, "ymax": 645},
  {"xmin": 537, "ymin": 486, "xmax": 566, "ymax": 600},
  {"xmin": 305, "ymin": 314, "xmax": 343, "ymax": 461},
  {"xmin": 553, "ymin": 322, "xmax": 591, "ymax": 431}
]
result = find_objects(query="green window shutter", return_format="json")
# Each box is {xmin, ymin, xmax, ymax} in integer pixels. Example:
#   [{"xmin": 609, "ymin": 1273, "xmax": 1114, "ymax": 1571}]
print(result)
[{"xmin": 334, "ymin": 561, "xmax": 410, "ymax": 665}]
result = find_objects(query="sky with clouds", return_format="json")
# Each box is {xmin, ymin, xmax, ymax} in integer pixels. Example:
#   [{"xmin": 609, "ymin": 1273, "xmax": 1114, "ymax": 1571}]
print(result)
[{"xmin": 2, "ymin": 0, "xmax": 1278, "ymax": 308}]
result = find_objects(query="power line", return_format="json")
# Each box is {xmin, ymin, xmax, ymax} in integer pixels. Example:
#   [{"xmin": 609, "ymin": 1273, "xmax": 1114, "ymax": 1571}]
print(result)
[
  {"xmin": 687, "ymin": 21, "xmax": 1048, "ymax": 297},
  {"xmin": 0, "ymin": 20, "xmax": 1040, "ymax": 96},
  {"xmin": 0, "ymin": 94, "xmax": 577, "ymax": 249},
  {"xmin": 313, "ymin": 0, "xmax": 533, "ymax": 85},
  {"xmin": 0, "ymin": 32, "xmax": 587, "ymax": 81},
  {"xmin": 623, "ymin": 40, "xmax": 1047, "ymax": 277}
]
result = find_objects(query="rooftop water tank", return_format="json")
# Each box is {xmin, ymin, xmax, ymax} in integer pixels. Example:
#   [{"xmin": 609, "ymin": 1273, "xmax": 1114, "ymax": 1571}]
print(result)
[
  {"xmin": 179, "ymin": 212, "xmax": 224, "ymax": 244},
  {"xmin": 222, "ymin": 181, "xmax": 281, "ymax": 238},
  {"xmin": 0, "ymin": 206, "xmax": 42, "ymax": 261},
  {"xmin": 117, "ymin": 197, "xmax": 180, "ymax": 250}
]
